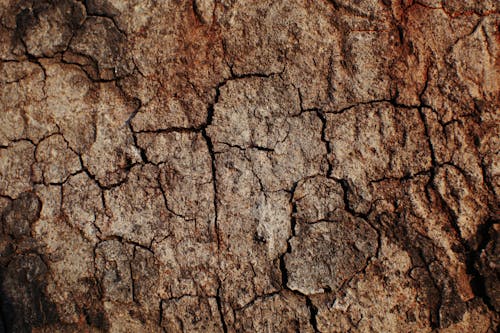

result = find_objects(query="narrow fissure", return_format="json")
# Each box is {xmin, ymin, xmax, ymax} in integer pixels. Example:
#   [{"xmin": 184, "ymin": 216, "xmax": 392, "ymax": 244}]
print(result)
[
  {"xmin": 216, "ymin": 287, "xmax": 228, "ymax": 333},
  {"xmin": 306, "ymin": 297, "xmax": 320, "ymax": 333}
]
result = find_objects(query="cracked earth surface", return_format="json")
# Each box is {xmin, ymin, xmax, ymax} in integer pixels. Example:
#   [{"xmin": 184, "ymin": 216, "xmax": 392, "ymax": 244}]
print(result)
[{"xmin": 0, "ymin": 0, "xmax": 499, "ymax": 332}]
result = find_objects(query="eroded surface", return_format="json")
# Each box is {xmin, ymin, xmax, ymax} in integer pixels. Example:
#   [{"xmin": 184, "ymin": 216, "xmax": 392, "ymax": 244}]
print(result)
[{"xmin": 0, "ymin": 0, "xmax": 499, "ymax": 332}]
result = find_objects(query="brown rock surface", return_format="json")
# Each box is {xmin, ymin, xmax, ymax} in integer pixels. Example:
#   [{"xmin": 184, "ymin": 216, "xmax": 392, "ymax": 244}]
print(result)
[{"xmin": 0, "ymin": 0, "xmax": 498, "ymax": 332}]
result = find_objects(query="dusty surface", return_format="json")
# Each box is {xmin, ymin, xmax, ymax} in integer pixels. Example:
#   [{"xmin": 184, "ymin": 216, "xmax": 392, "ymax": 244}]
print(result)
[{"xmin": 0, "ymin": 0, "xmax": 499, "ymax": 332}]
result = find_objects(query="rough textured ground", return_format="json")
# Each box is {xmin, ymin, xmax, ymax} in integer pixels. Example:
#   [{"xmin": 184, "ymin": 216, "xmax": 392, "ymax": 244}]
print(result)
[{"xmin": 0, "ymin": 0, "xmax": 499, "ymax": 332}]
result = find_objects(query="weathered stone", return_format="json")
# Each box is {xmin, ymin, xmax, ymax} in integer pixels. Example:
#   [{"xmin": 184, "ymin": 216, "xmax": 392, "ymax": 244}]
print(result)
[
  {"xmin": 32, "ymin": 183, "xmax": 99, "ymax": 325},
  {"xmin": 137, "ymin": 131, "xmax": 215, "ymax": 232},
  {"xmin": 312, "ymin": 236, "xmax": 431, "ymax": 332},
  {"xmin": 1, "ymin": 191, "xmax": 41, "ymax": 238},
  {"xmin": 0, "ymin": 0, "xmax": 498, "ymax": 331},
  {"xmin": 326, "ymin": 102, "xmax": 432, "ymax": 213},
  {"xmin": 70, "ymin": 16, "xmax": 132, "ymax": 80},
  {"xmin": 101, "ymin": 164, "xmax": 172, "ymax": 246},
  {"xmin": 35, "ymin": 134, "xmax": 81, "ymax": 184},
  {"xmin": 38, "ymin": 60, "xmax": 97, "ymax": 151},
  {"xmin": 15, "ymin": 0, "xmax": 86, "ymax": 58},
  {"xmin": 285, "ymin": 213, "xmax": 378, "ymax": 295},
  {"xmin": 62, "ymin": 172, "xmax": 103, "ymax": 242},
  {"xmin": 0, "ymin": 61, "xmax": 45, "ymax": 145},
  {"xmin": 293, "ymin": 175, "xmax": 345, "ymax": 223},
  {"xmin": 0, "ymin": 140, "xmax": 35, "ymax": 198},
  {"xmin": 161, "ymin": 296, "xmax": 223, "ymax": 333},
  {"xmin": 95, "ymin": 240, "xmax": 133, "ymax": 303},
  {"xmin": 234, "ymin": 291, "xmax": 314, "ymax": 332}
]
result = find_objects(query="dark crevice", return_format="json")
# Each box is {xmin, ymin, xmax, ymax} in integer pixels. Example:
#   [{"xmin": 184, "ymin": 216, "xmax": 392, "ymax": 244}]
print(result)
[
  {"xmin": 315, "ymin": 110, "xmax": 333, "ymax": 177},
  {"xmin": 97, "ymin": 234, "xmax": 153, "ymax": 254},
  {"xmin": 201, "ymin": 129, "xmax": 219, "ymax": 246},
  {"xmin": 417, "ymin": 107, "xmax": 438, "ymax": 168},
  {"xmin": 234, "ymin": 292, "xmax": 282, "ymax": 313},
  {"xmin": 289, "ymin": 184, "xmax": 298, "ymax": 238},
  {"xmin": 279, "ymin": 181, "xmax": 299, "ymax": 290},
  {"xmin": 157, "ymin": 177, "xmax": 194, "ymax": 223},
  {"xmin": 295, "ymin": 85, "xmax": 305, "ymax": 112},
  {"xmin": 139, "ymin": 149, "xmax": 149, "ymax": 164},
  {"xmin": 200, "ymin": 81, "xmax": 221, "ymax": 247},
  {"xmin": 465, "ymin": 219, "xmax": 497, "ymax": 311},
  {"xmin": 325, "ymin": 98, "xmax": 419, "ymax": 116},
  {"xmin": 192, "ymin": 0, "xmax": 204, "ymax": 23},
  {"xmin": 133, "ymin": 126, "xmax": 203, "ymax": 135},
  {"xmin": 158, "ymin": 299, "xmax": 164, "ymax": 327},
  {"xmin": 337, "ymin": 179, "xmax": 356, "ymax": 216},
  {"xmin": 216, "ymin": 287, "xmax": 228, "ymax": 333},
  {"xmin": 78, "ymin": 155, "xmax": 134, "ymax": 191},
  {"xmin": 129, "ymin": 247, "xmax": 138, "ymax": 304},
  {"xmin": 279, "ymin": 248, "xmax": 290, "ymax": 289},
  {"xmin": 228, "ymin": 63, "xmax": 284, "ymax": 80},
  {"xmin": 305, "ymin": 297, "xmax": 320, "ymax": 333},
  {"xmin": 125, "ymin": 97, "xmax": 142, "ymax": 127},
  {"xmin": 370, "ymin": 168, "xmax": 433, "ymax": 184},
  {"xmin": 248, "ymin": 144, "xmax": 274, "ymax": 152},
  {"xmin": 127, "ymin": 99, "xmax": 150, "ymax": 166}
]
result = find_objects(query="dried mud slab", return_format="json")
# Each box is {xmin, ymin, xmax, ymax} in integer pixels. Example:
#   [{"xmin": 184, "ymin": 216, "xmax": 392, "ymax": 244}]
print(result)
[{"xmin": 0, "ymin": 0, "xmax": 499, "ymax": 332}]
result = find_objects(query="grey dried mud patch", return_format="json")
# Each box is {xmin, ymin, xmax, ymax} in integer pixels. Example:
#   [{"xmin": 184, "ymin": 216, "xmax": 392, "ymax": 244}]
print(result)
[{"xmin": 0, "ymin": 0, "xmax": 499, "ymax": 332}]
